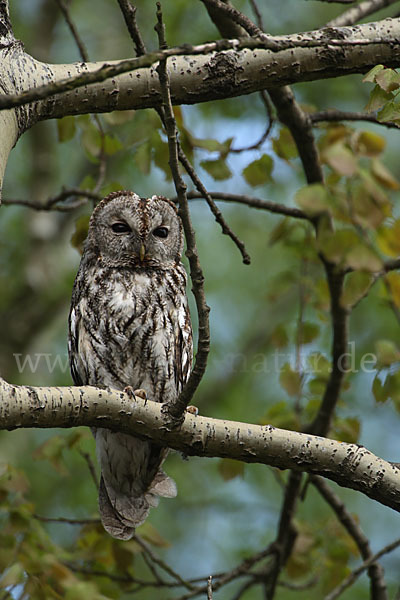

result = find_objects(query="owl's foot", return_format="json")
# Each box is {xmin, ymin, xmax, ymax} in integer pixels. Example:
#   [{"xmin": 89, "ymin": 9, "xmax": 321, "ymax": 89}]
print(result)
[
  {"xmin": 124, "ymin": 386, "xmax": 148, "ymax": 403},
  {"xmin": 186, "ymin": 405, "xmax": 199, "ymax": 416}
]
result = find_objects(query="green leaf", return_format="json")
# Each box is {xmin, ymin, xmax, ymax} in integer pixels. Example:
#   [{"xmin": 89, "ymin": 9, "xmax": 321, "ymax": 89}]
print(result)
[
  {"xmin": 103, "ymin": 110, "xmax": 135, "ymax": 125},
  {"xmin": 81, "ymin": 125, "xmax": 102, "ymax": 158},
  {"xmin": 377, "ymin": 220, "xmax": 400, "ymax": 257},
  {"xmin": 299, "ymin": 322, "xmax": 320, "ymax": 345},
  {"xmin": 295, "ymin": 183, "xmax": 330, "ymax": 216},
  {"xmin": 259, "ymin": 401, "xmax": 300, "ymax": 430},
  {"xmin": 270, "ymin": 323, "xmax": 288, "ymax": 348},
  {"xmin": 372, "ymin": 375, "xmax": 387, "ymax": 403},
  {"xmin": 272, "ymin": 128, "xmax": 298, "ymax": 160},
  {"xmin": 317, "ymin": 229, "xmax": 359, "ymax": 264},
  {"xmin": 153, "ymin": 133, "xmax": 172, "ymax": 180},
  {"xmin": 134, "ymin": 141, "xmax": 152, "ymax": 175},
  {"xmin": 333, "ymin": 417, "xmax": 360, "ymax": 444},
  {"xmin": 79, "ymin": 175, "xmax": 96, "ymax": 190},
  {"xmin": 201, "ymin": 158, "xmax": 232, "ymax": 181},
  {"xmin": 364, "ymin": 85, "xmax": 393, "ymax": 112},
  {"xmin": 70, "ymin": 215, "xmax": 90, "ymax": 254},
  {"xmin": 341, "ymin": 271, "xmax": 373, "ymax": 308},
  {"xmin": 103, "ymin": 134, "xmax": 123, "ymax": 155},
  {"xmin": 0, "ymin": 564, "xmax": 25, "ymax": 588},
  {"xmin": 322, "ymin": 142, "xmax": 358, "ymax": 177},
  {"xmin": 362, "ymin": 64, "xmax": 384, "ymax": 83},
  {"xmin": 345, "ymin": 245, "xmax": 383, "ymax": 273},
  {"xmin": 375, "ymin": 68, "xmax": 400, "ymax": 93},
  {"xmin": 354, "ymin": 131, "xmax": 385, "ymax": 157},
  {"xmin": 307, "ymin": 352, "xmax": 331, "ymax": 377},
  {"xmin": 242, "ymin": 154, "xmax": 273, "ymax": 186},
  {"xmin": 57, "ymin": 116, "xmax": 76, "ymax": 142},
  {"xmin": 218, "ymin": 458, "xmax": 245, "ymax": 481},
  {"xmin": 371, "ymin": 159, "xmax": 400, "ymax": 190},
  {"xmin": 377, "ymin": 100, "xmax": 400, "ymax": 124},
  {"xmin": 279, "ymin": 363, "xmax": 302, "ymax": 397},
  {"xmin": 137, "ymin": 522, "xmax": 170, "ymax": 548},
  {"xmin": 375, "ymin": 340, "xmax": 400, "ymax": 367},
  {"xmin": 191, "ymin": 137, "xmax": 227, "ymax": 153},
  {"xmin": 385, "ymin": 272, "xmax": 400, "ymax": 307}
]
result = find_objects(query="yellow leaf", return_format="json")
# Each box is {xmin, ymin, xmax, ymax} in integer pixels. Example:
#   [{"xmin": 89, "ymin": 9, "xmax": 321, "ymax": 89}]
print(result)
[
  {"xmin": 322, "ymin": 142, "xmax": 358, "ymax": 177},
  {"xmin": 218, "ymin": 458, "xmax": 245, "ymax": 481},
  {"xmin": 353, "ymin": 131, "xmax": 385, "ymax": 156},
  {"xmin": 341, "ymin": 271, "xmax": 373, "ymax": 307},
  {"xmin": 377, "ymin": 220, "xmax": 400, "ymax": 257},
  {"xmin": 371, "ymin": 159, "xmax": 400, "ymax": 190},
  {"xmin": 385, "ymin": 272, "xmax": 400, "ymax": 307}
]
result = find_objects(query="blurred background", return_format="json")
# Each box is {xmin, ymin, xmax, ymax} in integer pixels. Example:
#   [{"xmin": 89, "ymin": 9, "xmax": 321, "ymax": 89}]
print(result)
[{"xmin": 1, "ymin": 1, "xmax": 400, "ymax": 598}]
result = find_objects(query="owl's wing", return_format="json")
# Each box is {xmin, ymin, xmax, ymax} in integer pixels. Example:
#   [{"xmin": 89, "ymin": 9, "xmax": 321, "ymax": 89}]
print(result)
[
  {"xmin": 174, "ymin": 300, "xmax": 193, "ymax": 394},
  {"xmin": 68, "ymin": 305, "xmax": 87, "ymax": 386}
]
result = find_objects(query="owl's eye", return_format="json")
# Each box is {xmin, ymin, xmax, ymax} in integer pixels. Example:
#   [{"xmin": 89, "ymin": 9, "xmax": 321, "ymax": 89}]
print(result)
[
  {"xmin": 153, "ymin": 226, "xmax": 169, "ymax": 239},
  {"xmin": 111, "ymin": 222, "xmax": 131, "ymax": 234}
]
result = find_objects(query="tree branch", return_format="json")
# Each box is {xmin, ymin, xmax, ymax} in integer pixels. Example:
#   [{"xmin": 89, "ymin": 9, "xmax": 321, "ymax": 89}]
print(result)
[
  {"xmin": 1, "ymin": 20, "xmax": 400, "ymax": 119},
  {"xmin": 155, "ymin": 9, "xmax": 210, "ymax": 421},
  {"xmin": 327, "ymin": 0, "xmax": 399, "ymax": 27},
  {"xmin": 310, "ymin": 109, "xmax": 400, "ymax": 129},
  {"xmin": 1, "ymin": 379, "xmax": 400, "ymax": 513},
  {"xmin": 311, "ymin": 475, "xmax": 388, "ymax": 600},
  {"xmin": 324, "ymin": 537, "xmax": 400, "ymax": 600}
]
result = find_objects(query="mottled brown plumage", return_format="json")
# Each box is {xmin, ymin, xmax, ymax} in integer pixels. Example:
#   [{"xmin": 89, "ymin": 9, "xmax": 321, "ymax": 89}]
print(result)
[{"xmin": 68, "ymin": 191, "xmax": 193, "ymax": 540}]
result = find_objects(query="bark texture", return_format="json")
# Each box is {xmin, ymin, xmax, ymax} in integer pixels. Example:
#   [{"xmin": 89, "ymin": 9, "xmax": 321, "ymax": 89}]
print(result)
[{"xmin": 1, "ymin": 378, "xmax": 400, "ymax": 513}]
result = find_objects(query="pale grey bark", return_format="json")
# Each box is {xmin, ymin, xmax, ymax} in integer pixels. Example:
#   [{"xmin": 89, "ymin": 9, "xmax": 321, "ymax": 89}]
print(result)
[
  {"xmin": 1, "ymin": 377, "xmax": 400, "ymax": 514},
  {"xmin": 0, "ymin": 10, "xmax": 399, "ymax": 196}
]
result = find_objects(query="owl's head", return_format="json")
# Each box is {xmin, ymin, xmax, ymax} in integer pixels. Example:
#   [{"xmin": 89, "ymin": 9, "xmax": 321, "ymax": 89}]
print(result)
[{"xmin": 86, "ymin": 191, "xmax": 184, "ymax": 268}]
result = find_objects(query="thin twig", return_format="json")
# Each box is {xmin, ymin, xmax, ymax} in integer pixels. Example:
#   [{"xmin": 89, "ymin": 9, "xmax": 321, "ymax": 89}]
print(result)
[
  {"xmin": 311, "ymin": 475, "xmax": 388, "ymax": 599},
  {"xmin": 324, "ymin": 537, "xmax": 400, "ymax": 600},
  {"xmin": 54, "ymin": 0, "xmax": 89, "ymax": 61},
  {"xmin": 200, "ymin": 0, "xmax": 263, "ymax": 36},
  {"xmin": 184, "ymin": 191, "xmax": 309, "ymax": 219},
  {"xmin": 327, "ymin": 0, "xmax": 399, "ymax": 27},
  {"xmin": 311, "ymin": 110, "xmax": 399, "ymax": 130},
  {"xmin": 2, "ymin": 188, "xmax": 100, "ymax": 211},
  {"xmin": 79, "ymin": 450, "xmax": 99, "ymax": 488},
  {"xmin": 155, "ymin": 2, "xmax": 210, "ymax": 421},
  {"xmin": 55, "ymin": 0, "xmax": 107, "ymax": 195},
  {"xmin": 249, "ymin": 0, "xmax": 264, "ymax": 30},
  {"xmin": 231, "ymin": 91, "xmax": 274, "ymax": 153},
  {"xmin": 33, "ymin": 514, "xmax": 100, "ymax": 525},
  {"xmin": 264, "ymin": 472, "xmax": 302, "ymax": 599},
  {"xmin": 177, "ymin": 150, "xmax": 251, "ymax": 264},
  {"xmin": 134, "ymin": 534, "xmax": 197, "ymax": 591},
  {"xmin": 116, "ymin": 0, "xmax": 146, "ymax": 56}
]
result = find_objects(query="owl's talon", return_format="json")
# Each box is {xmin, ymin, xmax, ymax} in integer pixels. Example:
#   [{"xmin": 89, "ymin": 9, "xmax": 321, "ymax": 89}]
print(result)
[
  {"xmin": 124, "ymin": 385, "xmax": 136, "ymax": 399},
  {"xmin": 186, "ymin": 405, "xmax": 199, "ymax": 416},
  {"xmin": 134, "ymin": 388, "xmax": 147, "ymax": 400}
]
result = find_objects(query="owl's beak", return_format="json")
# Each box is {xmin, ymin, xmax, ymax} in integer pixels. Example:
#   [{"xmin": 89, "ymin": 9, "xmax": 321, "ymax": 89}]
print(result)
[{"xmin": 139, "ymin": 244, "xmax": 146, "ymax": 262}]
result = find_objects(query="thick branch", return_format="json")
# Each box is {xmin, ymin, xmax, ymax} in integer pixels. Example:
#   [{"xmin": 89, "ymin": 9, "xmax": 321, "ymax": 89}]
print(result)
[
  {"xmin": 1, "ymin": 379, "xmax": 400, "ymax": 513},
  {"xmin": 1, "ymin": 19, "xmax": 400, "ymax": 120}
]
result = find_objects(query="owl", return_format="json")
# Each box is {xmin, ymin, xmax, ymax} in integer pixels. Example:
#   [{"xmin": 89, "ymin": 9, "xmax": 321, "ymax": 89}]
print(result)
[{"xmin": 68, "ymin": 191, "xmax": 193, "ymax": 540}]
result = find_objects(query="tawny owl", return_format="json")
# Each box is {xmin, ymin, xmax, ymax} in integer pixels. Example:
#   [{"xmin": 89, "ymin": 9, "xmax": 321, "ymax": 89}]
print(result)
[{"xmin": 68, "ymin": 191, "xmax": 193, "ymax": 540}]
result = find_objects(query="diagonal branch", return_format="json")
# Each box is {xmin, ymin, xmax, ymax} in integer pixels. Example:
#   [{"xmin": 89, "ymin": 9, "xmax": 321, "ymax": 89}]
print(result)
[
  {"xmin": 311, "ymin": 475, "xmax": 388, "ymax": 600},
  {"xmin": 327, "ymin": 0, "xmax": 399, "ymax": 27},
  {"xmin": 155, "ymin": 7, "xmax": 210, "ymax": 421}
]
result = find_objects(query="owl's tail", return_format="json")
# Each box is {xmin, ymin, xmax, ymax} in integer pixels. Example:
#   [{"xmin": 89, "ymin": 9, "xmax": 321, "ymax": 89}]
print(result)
[
  {"xmin": 94, "ymin": 428, "xmax": 177, "ymax": 540},
  {"xmin": 98, "ymin": 471, "xmax": 177, "ymax": 540}
]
